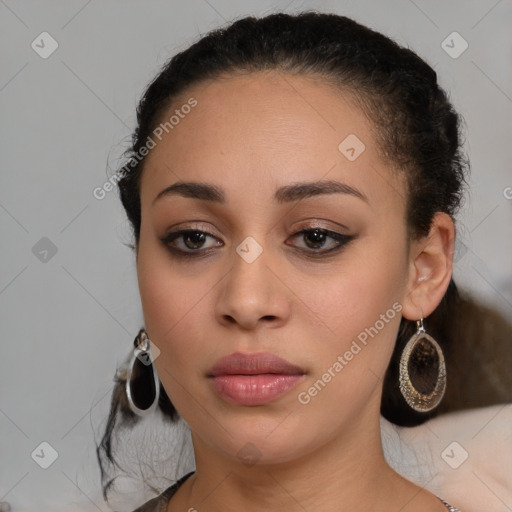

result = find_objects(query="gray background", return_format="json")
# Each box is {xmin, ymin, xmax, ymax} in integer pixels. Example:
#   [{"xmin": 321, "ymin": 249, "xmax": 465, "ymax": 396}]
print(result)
[{"xmin": 1, "ymin": 0, "xmax": 511, "ymax": 510}]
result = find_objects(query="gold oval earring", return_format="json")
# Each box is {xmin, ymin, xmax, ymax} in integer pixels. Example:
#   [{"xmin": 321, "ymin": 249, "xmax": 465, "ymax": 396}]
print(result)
[{"xmin": 399, "ymin": 319, "xmax": 447, "ymax": 412}]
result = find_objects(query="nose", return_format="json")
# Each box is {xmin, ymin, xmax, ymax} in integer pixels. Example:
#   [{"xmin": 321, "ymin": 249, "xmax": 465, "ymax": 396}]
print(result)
[{"xmin": 214, "ymin": 242, "xmax": 290, "ymax": 331}]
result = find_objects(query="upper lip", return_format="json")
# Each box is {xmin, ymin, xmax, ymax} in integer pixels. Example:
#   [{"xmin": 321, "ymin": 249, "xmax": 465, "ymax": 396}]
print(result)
[{"xmin": 208, "ymin": 352, "xmax": 305, "ymax": 376}]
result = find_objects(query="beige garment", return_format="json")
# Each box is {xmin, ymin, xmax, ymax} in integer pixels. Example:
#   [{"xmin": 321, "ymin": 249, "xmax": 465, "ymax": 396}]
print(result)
[{"xmin": 381, "ymin": 403, "xmax": 512, "ymax": 511}]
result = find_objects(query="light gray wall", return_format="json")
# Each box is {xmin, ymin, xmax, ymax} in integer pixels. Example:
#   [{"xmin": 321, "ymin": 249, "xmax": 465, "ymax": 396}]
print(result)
[{"xmin": 1, "ymin": 0, "xmax": 511, "ymax": 510}]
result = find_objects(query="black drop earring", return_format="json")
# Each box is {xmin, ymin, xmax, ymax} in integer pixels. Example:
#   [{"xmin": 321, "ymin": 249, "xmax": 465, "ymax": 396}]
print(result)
[{"xmin": 125, "ymin": 328, "xmax": 160, "ymax": 416}]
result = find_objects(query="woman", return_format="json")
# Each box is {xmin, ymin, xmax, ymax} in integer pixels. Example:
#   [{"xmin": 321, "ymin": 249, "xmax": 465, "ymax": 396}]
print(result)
[{"xmin": 97, "ymin": 11, "xmax": 510, "ymax": 511}]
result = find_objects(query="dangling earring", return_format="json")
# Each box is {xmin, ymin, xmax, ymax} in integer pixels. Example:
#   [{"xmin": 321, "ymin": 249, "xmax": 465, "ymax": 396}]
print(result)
[
  {"xmin": 399, "ymin": 318, "xmax": 447, "ymax": 412},
  {"xmin": 126, "ymin": 328, "xmax": 160, "ymax": 417}
]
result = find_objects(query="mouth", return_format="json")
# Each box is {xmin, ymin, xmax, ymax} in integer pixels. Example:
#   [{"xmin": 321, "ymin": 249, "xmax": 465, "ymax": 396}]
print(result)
[{"xmin": 207, "ymin": 352, "xmax": 306, "ymax": 405}]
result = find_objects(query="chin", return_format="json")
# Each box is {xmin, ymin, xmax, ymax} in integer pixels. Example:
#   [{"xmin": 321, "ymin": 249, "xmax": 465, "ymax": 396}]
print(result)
[{"xmin": 206, "ymin": 414, "xmax": 318, "ymax": 466}]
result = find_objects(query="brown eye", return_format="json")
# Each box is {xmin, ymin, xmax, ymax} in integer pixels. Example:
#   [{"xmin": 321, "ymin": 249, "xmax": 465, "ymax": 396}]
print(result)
[
  {"xmin": 288, "ymin": 228, "xmax": 354, "ymax": 255},
  {"xmin": 303, "ymin": 229, "xmax": 328, "ymax": 249},
  {"xmin": 182, "ymin": 232, "xmax": 207, "ymax": 250},
  {"xmin": 160, "ymin": 229, "xmax": 223, "ymax": 257}
]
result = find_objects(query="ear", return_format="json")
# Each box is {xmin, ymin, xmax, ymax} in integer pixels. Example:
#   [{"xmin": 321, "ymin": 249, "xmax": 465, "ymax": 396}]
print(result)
[{"xmin": 401, "ymin": 212, "xmax": 455, "ymax": 321}]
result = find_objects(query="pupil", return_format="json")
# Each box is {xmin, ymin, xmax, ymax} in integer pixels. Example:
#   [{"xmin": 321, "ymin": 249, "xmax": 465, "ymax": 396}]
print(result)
[
  {"xmin": 305, "ymin": 229, "xmax": 325, "ymax": 248},
  {"xmin": 185, "ymin": 232, "xmax": 205, "ymax": 249}
]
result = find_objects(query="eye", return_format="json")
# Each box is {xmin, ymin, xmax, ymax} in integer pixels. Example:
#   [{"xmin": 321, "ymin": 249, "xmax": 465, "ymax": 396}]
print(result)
[
  {"xmin": 287, "ymin": 227, "xmax": 354, "ymax": 255},
  {"xmin": 160, "ymin": 229, "xmax": 223, "ymax": 256}
]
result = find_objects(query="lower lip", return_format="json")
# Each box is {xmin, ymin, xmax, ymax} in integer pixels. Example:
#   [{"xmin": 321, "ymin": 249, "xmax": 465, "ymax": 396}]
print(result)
[{"xmin": 210, "ymin": 374, "xmax": 305, "ymax": 405}]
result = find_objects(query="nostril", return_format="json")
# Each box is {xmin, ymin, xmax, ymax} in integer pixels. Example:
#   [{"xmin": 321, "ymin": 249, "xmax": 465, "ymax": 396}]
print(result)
[{"xmin": 224, "ymin": 315, "xmax": 237, "ymax": 324}]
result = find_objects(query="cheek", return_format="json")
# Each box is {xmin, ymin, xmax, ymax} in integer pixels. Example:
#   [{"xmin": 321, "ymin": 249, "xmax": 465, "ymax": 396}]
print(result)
[
  {"xmin": 136, "ymin": 231, "xmax": 218, "ymax": 387},
  {"xmin": 295, "ymin": 234, "xmax": 408, "ymax": 391},
  {"xmin": 302, "ymin": 244, "xmax": 406, "ymax": 341},
  {"xmin": 137, "ymin": 222, "xmax": 204, "ymax": 331}
]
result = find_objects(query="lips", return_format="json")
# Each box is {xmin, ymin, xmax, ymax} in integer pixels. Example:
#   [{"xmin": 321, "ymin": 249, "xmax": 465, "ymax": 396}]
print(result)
[
  {"xmin": 208, "ymin": 352, "xmax": 306, "ymax": 405},
  {"xmin": 209, "ymin": 352, "xmax": 305, "ymax": 376}
]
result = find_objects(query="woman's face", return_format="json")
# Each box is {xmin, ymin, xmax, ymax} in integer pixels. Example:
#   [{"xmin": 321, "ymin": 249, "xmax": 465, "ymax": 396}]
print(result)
[{"xmin": 137, "ymin": 71, "xmax": 412, "ymax": 465}]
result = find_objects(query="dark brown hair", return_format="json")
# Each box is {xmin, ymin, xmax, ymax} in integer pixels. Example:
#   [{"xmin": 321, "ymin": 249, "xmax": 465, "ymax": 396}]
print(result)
[{"xmin": 96, "ymin": 11, "xmax": 512, "ymax": 501}]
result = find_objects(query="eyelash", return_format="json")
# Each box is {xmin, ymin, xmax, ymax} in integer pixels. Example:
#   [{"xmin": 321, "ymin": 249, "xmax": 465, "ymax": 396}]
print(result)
[{"xmin": 160, "ymin": 226, "xmax": 355, "ymax": 260}]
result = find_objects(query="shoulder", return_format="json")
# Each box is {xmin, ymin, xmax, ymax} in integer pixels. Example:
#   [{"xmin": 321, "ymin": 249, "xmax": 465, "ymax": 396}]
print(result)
[
  {"xmin": 382, "ymin": 404, "xmax": 512, "ymax": 512},
  {"xmin": 130, "ymin": 493, "xmax": 168, "ymax": 512},
  {"xmin": 129, "ymin": 471, "xmax": 195, "ymax": 512}
]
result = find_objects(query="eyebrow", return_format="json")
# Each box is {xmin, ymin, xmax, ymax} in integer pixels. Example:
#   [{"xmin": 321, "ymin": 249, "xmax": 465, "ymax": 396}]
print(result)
[{"xmin": 152, "ymin": 179, "xmax": 369, "ymax": 206}]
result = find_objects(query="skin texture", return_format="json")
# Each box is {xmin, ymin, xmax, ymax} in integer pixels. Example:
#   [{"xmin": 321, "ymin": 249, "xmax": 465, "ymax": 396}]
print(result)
[{"xmin": 136, "ymin": 70, "xmax": 455, "ymax": 511}]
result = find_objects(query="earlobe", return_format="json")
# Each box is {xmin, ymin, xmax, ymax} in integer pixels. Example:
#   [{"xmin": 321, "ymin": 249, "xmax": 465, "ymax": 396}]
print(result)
[{"xmin": 401, "ymin": 212, "xmax": 455, "ymax": 321}]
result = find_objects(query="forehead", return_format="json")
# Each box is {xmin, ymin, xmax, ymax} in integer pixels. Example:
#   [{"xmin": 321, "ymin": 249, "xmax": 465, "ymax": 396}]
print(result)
[
  {"xmin": 148, "ymin": 70, "xmax": 371, "ymax": 156},
  {"xmin": 139, "ymin": 70, "xmax": 405, "ymax": 212}
]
